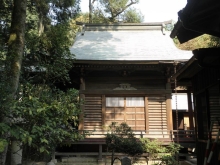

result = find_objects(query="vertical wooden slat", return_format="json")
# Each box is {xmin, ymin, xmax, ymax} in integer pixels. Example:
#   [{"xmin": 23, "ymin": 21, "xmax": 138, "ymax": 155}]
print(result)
[
  {"xmin": 166, "ymin": 94, "xmax": 173, "ymax": 130},
  {"xmin": 79, "ymin": 77, "xmax": 85, "ymax": 130},
  {"xmin": 145, "ymin": 97, "xmax": 149, "ymax": 131},
  {"xmin": 102, "ymin": 95, "xmax": 106, "ymax": 127}
]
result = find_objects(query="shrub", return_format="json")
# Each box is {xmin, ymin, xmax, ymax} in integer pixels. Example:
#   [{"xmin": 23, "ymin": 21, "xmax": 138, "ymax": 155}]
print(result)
[{"xmin": 141, "ymin": 138, "xmax": 182, "ymax": 165}]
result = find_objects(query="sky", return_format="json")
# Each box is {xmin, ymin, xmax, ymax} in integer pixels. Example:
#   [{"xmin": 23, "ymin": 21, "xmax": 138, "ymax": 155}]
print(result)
[{"xmin": 80, "ymin": 0, "xmax": 187, "ymax": 22}]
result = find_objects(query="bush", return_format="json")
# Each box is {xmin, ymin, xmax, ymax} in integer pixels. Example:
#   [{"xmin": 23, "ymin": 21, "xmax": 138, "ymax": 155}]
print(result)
[
  {"xmin": 141, "ymin": 138, "xmax": 182, "ymax": 165},
  {"xmin": 106, "ymin": 122, "xmax": 144, "ymax": 165}
]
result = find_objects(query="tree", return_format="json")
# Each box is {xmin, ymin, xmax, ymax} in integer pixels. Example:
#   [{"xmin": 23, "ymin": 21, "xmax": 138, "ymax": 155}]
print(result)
[
  {"xmin": 0, "ymin": 1, "xmax": 27, "ymax": 164},
  {"xmin": 12, "ymin": 85, "xmax": 84, "ymax": 161},
  {"xmin": 122, "ymin": 8, "xmax": 144, "ymax": 23},
  {"xmin": 87, "ymin": 0, "xmax": 143, "ymax": 23},
  {"xmin": 99, "ymin": 0, "xmax": 139, "ymax": 22},
  {"xmin": 0, "ymin": 0, "xmax": 82, "ymax": 164},
  {"xmin": 106, "ymin": 122, "xmax": 144, "ymax": 165}
]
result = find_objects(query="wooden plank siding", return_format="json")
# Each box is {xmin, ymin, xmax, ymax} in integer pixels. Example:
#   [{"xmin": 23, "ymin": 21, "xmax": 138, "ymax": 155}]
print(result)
[
  {"xmin": 148, "ymin": 97, "xmax": 167, "ymax": 130},
  {"xmin": 84, "ymin": 96, "xmax": 102, "ymax": 130},
  {"xmin": 83, "ymin": 95, "xmax": 171, "ymax": 135}
]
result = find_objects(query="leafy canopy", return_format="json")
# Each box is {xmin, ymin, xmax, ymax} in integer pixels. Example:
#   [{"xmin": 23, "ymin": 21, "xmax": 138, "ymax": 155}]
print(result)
[{"xmin": 88, "ymin": 0, "xmax": 143, "ymax": 23}]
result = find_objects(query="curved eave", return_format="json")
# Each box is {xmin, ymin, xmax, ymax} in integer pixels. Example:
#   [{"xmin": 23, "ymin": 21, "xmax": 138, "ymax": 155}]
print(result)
[{"xmin": 73, "ymin": 59, "xmax": 189, "ymax": 65}]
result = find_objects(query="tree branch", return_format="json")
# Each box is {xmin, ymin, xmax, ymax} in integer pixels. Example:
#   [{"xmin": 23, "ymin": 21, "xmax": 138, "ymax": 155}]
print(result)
[{"xmin": 110, "ymin": 0, "xmax": 139, "ymax": 21}]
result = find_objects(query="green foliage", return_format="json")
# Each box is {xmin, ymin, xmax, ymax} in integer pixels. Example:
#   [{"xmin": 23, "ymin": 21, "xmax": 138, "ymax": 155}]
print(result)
[
  {"xmin": 141, "ymin": 138, "xmax": 182, "ymax": 165},
  {"xmin": 0, "ymin": 139, "xmax": 8, "ymax": 153},
  {"xmin": 122, "ymin": 8, "xmax": 144, "ymax": 23},
  {"xmin": 24, "ymin": 22, "xmax": 75, "ymax": 84},
  {"xmin": 0, "ymin": 0, "xmax": 83, "ymax": 163},
  {"xmin": 160, "ymin": 143, "xmax": 182, "ymax": 165},
  {"xmin": 90, "ymin": 0, "xmax": 142, "ymax": 23},
  {"xmin": 90, "ymin": 9, "xmax": 110, "ymax": 23},
  {"xmin": 0, "ymin": 84, "xmax": 85, "ymax": 156},
  {"xmin": 106, "ymin": 122, "xmax": 144, "ymax": 156},
  {"xmin": 141, "ymin": 138, "xmax": 166, "ymax": 160},
  {"xmin": 173, "ymin": 34, "xmax": 220, "ymax": 50},
  {"xmin": 0, "ymin": 0, "xmax": 12, "ymax": 63}
]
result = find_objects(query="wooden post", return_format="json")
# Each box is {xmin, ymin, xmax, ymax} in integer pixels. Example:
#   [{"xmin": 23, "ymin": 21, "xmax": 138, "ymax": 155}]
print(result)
[
  {"xmin": 145, "ymin": 97, "xmax": 149, "ymax": 132},
  {"xmin": 166, "ymin": 80, "xmax": 173, "ymax": 131},
  {"xmin": 102, "ymin": 95, "xmax": 106, "ymax": 127},
  {"xmin": 187, "ymin": 88, "xmax": 194, "ymax": 130},
  {"xmin": 79, "ymin": 77, "xmax": 85, "ymax": 130},
  {"xmin": 166, "ymin": 94, "xmax": 173, "ymax": 131},
  {"xmin": 98, "ymin": 144, "xmax": 102, "ymax": 160}
]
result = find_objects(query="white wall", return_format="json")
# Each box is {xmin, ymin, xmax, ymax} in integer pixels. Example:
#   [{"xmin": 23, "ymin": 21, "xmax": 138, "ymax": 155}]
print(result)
[{"xmin": 172, "ymin": 93, "xmax": 190, "ymax": 110}]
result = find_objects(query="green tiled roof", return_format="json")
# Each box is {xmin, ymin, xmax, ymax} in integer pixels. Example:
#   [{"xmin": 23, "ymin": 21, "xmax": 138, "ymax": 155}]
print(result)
[{"xmin": 70, "ymin": 23, "xmax": 192, "ymax": 61}]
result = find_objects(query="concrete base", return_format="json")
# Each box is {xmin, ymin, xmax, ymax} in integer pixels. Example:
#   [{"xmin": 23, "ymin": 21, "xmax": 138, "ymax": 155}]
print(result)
[{"xmin": 55, "ymin": 156, "xmax": 148, "ymax": 165}]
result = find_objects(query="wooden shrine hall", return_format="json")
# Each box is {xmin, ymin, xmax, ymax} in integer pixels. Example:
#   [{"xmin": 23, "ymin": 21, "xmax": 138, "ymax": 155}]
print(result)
[{"xmin": 55, "ymin": 22, "xmax": 195, "ymax": 159}]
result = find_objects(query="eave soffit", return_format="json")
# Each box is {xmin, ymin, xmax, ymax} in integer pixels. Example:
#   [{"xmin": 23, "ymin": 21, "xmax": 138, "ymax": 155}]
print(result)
[
  {"xmin": 171, "ymin": 47, "xmax": 220, "ymax": 82},
  {"xmin": 170, "ymin": 0, "xmax": 220, "ymax": 43}
]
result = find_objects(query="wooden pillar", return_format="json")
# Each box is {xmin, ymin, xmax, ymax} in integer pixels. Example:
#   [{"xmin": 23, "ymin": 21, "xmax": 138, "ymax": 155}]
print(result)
[
  {"xmin": 166, "ymin": 94, "xmax": 173, "ymax": 130},
  {"xmin": 102, "ymin": 95, "xmax": 106, "ymax": 127},
  {"xmin": 98, "ymin": 144, "xmax": 102, "ymax": 160},
  {"xmin": 79, "ymin": 77, "xmax": 85, "ymax": 130},
  {"xmin": 145, "ymin": 97, "xmax": 149, "ymax": 132},
  {"xmin": 187, "ymin": 88, "xmax": 194, "ymax": 130},
  {"xmin": 166, "ymin": 80, "xmax": 173, "ymax": 131}
]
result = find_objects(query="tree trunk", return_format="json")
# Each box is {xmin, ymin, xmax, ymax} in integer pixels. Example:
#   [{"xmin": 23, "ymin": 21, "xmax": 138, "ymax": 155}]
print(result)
[
  {"xmin": 89, "ymin": 0, "xmax": 92, "ymax": 23},
  {"xmin": 6, "ymin": 0, "xmax": 26, "ymax": 94},
  {"xmin": 0, "ymin": 0, "xmax": 27, "ymax": 165}
]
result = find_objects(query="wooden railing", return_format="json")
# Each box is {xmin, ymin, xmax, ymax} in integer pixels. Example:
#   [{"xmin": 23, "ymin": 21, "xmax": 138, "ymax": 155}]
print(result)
[
  {"xmin": 54, "ymin": 130, "xmax": 196, "ymax": 161},
  {"xmin": 76, "ymin": 129, "xmax": 196, "ymax": 145}
]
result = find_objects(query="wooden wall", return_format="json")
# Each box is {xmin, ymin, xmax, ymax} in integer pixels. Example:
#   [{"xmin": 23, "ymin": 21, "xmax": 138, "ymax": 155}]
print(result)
[
  {"xmin": 82, "ymin": 95, "xmax": 170, "ymax": 132},
  {"xmin": 148, "ymin": 97, "xmax": 167, "ymax": 131},
  {"xmin": 77, "ymin": 64, "xmax": 173, "ymax": 133},
  {"xmin": 191, "ymin": 67, "xmax": 220, "ymax": 165},
  {"xmin": 84, "ymin": 70, "xmax": 166, "ymax": 90}
]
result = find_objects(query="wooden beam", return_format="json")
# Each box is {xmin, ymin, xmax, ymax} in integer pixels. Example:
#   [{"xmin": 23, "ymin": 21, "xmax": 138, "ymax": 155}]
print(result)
[
  {"xmin": 80, "ymin": 89, "xmax": 172, "ymax": 95},
  {"xmin": 171, "ymin": 90, "xmax": 189, "ymax": 93}
]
